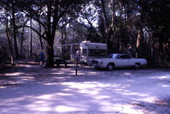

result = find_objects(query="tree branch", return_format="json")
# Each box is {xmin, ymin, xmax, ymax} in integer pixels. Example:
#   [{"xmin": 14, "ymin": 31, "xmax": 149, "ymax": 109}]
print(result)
[{"xmin": 23, "ymin": 25, "xmax": 47, "ymax": 40}]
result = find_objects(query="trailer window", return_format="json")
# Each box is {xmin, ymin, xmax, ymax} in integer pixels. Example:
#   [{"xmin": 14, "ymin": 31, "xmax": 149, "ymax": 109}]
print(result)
[
  {"xmin": 95, "ymin": 50, "xmax": 100, "ymax": 55},
  {"xmin": 89, "ymin": 49, "xmax": 95, "ymax": 55},
  {"xmin": 89, "ymin": 49, "xmax": 107, "ymax": 56},
  {"xmin": 82, "ymin": 49, "xmax": 87, "ymax": 55},
  {"xmin": 101, "ymin": 50, "xmax": 107, "ymax": 55}
]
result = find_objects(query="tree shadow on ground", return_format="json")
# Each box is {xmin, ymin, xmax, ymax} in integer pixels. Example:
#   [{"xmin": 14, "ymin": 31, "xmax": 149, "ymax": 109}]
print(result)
[
  {"xmin": 131, "ymin": 98, "xmax": 170, "ymax": 114},
  {"xmin": 0, "ymin": 60, "xmax": 170, "ymax": 113}
]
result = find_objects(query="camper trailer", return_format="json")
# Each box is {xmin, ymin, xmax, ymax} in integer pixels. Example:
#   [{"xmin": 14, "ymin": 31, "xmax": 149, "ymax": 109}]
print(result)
[
  {"xmin": 54, "ymin": 41, "xmax": 107, "ymax": 64},
  {"xmin": 79, "ymin": 41, "xmax": 107, "ymax": 64}
]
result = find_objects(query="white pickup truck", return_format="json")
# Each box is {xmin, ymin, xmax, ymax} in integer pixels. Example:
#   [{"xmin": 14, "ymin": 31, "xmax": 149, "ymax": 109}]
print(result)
[{"xmin": 90, "ymin": 53, "xmax": 147, "ymax": 70}]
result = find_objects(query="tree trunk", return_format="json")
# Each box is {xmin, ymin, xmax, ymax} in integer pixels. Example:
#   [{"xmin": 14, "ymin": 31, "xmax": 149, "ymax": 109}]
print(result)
[
  {"xmin": 136, "ymin": 4, "xmax": 144, "ymax": 58},
  {"xmin": 46, "ymin": 41, "xmax": 54, "ymax": 67},
  {"xmin": 136, "ymin": 30, "xmax": 140, "ymax": 57},
  {"xmin": 111, "ymin": 0, "xmax": 115, "ymax": 29},
  {"xmin": 100, "ymin": 0, "xmax": 109, "ymax": 44},
  {"xmin": 63, "ymin": 26, "xmax": 67, "ymax": 59},
  {"xmin": 5, "ymin": 18, "xmax": 15, "ymax": 65},
  {"xmin": 45, "ymin": 1, "xmax": 54, "ymax": 67},
  {"xmin": 39, "ymin": 22, "xmax": 44, "ymax": 50},
  {"xmin": 20, "ymin": 27, "xmax": 25, "ymax": 58},
  {"xmin": 61, "ymin": 29, "xmax": 64, "ymax": 58},
  {"xmin": 12, "ymin": 0, "xmax": 19, "ymax": 59},
  {"xmin": 29, "ymin": 18, "xmax": 33, "ymax": 57}
]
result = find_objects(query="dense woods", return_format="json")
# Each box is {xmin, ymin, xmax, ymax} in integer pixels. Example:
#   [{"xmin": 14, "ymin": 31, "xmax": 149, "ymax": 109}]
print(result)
[{"xmin": 0, "ymin": 0, "xmax": 170, "ymax": 67}]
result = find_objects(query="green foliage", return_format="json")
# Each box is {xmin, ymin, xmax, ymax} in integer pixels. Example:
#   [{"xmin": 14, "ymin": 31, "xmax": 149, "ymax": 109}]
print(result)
[{"xmin": 0, "ymin": 0, "xmax": 169, "ymax": 66}]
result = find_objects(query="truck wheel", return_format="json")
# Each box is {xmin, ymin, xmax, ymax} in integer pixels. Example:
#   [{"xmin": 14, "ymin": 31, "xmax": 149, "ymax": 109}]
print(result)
[
  {"xmin": 107, "ymin": 63, "xmax": 114, "ymax": 71},
  {"xmin": 134, "ymin": 63, "xmax": 141, "ymax": 69}
]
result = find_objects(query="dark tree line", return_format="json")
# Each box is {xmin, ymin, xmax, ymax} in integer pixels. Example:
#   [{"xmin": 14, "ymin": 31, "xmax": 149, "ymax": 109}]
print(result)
[
  {"xmin": 95, "ymin": 0, "xmax": 170, "ymax": 65},
  {"xmin": 0, "ymin": 0, "xmax": 170, "ymax": 67}
]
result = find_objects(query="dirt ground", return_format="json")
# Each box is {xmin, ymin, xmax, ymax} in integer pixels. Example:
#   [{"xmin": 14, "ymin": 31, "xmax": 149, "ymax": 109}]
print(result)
[{"xmin": 0, "ymin": 60, "xmax": 170, "ymax": 114}]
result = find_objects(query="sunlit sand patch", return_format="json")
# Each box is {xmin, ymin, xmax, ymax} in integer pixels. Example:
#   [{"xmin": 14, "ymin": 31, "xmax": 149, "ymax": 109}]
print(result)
[
  {"xmin": 55, "ymin": 105, "xmax": 86, "ymax": 112},
  {"xmin": 5, "ymin": 72, "xmax": 23, "ymax": 76}
]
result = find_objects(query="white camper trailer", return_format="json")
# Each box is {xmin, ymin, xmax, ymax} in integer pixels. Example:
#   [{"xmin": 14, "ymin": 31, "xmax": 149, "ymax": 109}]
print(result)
[
  {"xmin": 79, "ymin": 41, "xmax": 107, "ymax": 64},
  {"xmin": 54, "ymin": 41, "xmax": 107, "ymax": 64}
]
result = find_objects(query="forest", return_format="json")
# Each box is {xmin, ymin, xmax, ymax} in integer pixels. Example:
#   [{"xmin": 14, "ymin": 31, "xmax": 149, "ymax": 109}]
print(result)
[{"xmin": 0, "ymin": 0, "xmax": 170, "ymax": 67}]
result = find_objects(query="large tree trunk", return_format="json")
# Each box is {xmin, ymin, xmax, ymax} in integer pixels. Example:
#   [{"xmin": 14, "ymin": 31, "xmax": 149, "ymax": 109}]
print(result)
[
  {"xmin": 45, "ymin": 39, "xmax": 55, "ymax": 67},
  {"xmin": 45, "ymin": 1, "xmax": 54, "ymax": 67},
  {"xmin": 46, "ymin": 40, "xmax": 54, "ymax": 67},
  {"xmin": 109, "ymin": 0, "xmax": 116, "ymax": 53},
  {"xmin": 100, "ymin": 0, "xmax": 116, "ymax": 53}
]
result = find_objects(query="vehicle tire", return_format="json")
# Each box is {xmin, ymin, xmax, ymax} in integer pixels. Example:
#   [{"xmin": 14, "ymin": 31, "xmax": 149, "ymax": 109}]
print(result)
[
  {"xmin": 107, "ymin": 63, "xmax": 114, "ymax": 71},
  {"xmin": 134, "ymin": 63, "xmax": 141, "ymax": 69}
]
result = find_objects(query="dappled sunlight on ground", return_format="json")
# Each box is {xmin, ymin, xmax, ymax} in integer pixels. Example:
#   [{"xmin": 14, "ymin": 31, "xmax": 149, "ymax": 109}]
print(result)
[
  {"xmin": 4, "ymin": 72, "xmax": 24, "ymax": 76},
  {"xmin": 0, "ymin": 63, "xmax": 170, "ymax": 113},
  {"xmin": 149, "ymin": 75, "xmax": 170, "ymax": 80}
]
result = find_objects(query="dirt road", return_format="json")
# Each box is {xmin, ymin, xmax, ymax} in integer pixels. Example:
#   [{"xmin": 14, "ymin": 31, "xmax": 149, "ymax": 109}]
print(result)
[{"xmin": 0, "ymin": 62, "xmax": 170, "ymax": 114}]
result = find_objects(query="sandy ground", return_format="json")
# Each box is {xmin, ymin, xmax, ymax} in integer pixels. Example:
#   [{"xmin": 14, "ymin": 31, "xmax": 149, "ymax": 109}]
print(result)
[{"xmin": 0, "ymin": 61, "xmax": 170, "ymax": 114}]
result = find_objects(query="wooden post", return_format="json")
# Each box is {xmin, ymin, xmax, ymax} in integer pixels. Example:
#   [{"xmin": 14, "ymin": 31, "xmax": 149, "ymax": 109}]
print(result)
[{"xmin": 75, "ymin": 64, "xmax": 78, "ymax": 76}]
